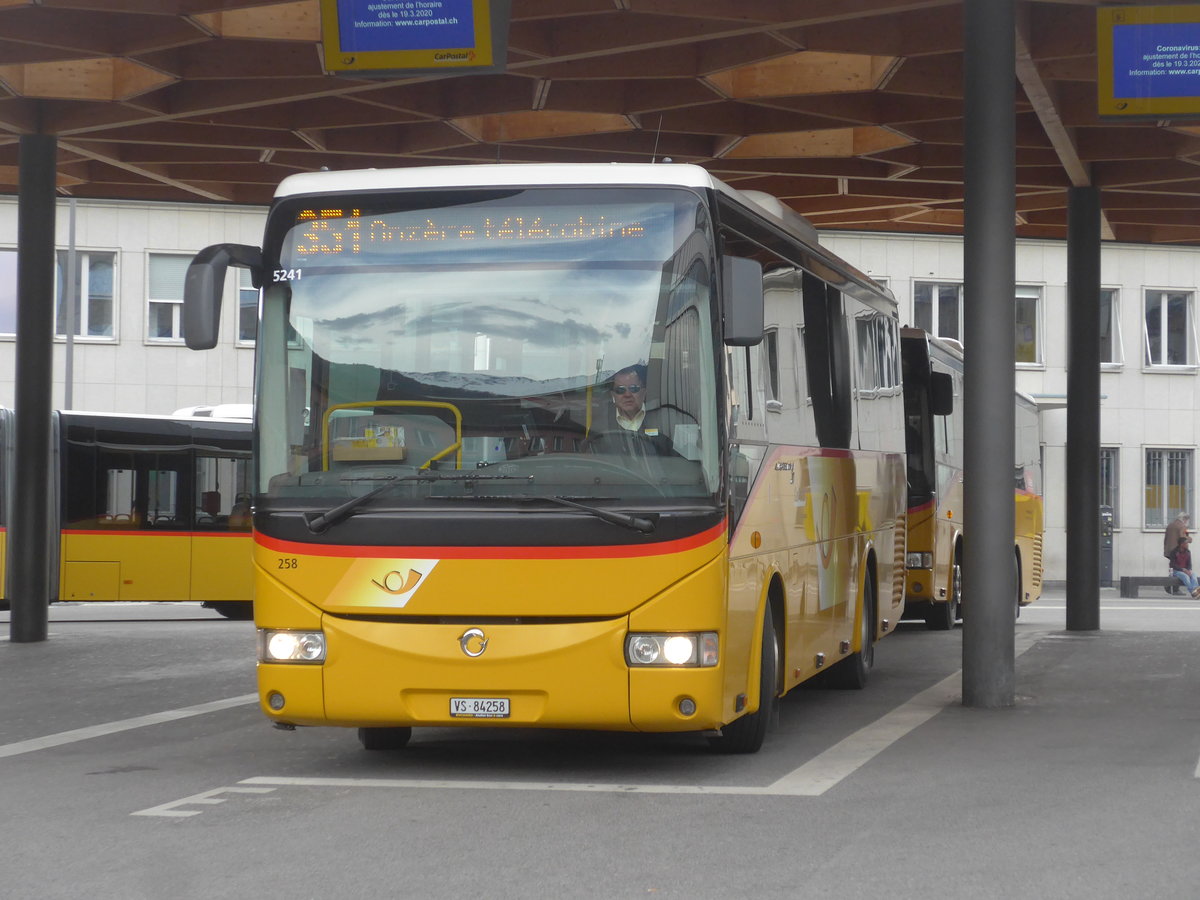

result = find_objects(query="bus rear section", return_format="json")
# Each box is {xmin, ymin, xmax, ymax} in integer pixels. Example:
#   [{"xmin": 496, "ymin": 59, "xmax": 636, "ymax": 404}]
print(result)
[{"xmin": 54, "ymin": 411, "xmax": 254, "ymax": 618}]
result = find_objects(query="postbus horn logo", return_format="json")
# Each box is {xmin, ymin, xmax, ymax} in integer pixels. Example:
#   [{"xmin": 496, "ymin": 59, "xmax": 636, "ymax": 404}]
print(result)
[{"xmin": 372, "ymin": 568, "xmax": 423, "ymax": 594}]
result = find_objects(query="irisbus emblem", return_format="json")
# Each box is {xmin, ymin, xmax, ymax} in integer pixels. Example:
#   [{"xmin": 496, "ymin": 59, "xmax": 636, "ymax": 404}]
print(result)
[{"xmin": 459, "ymin": 628, "xmax": 489, "ymax": 658}]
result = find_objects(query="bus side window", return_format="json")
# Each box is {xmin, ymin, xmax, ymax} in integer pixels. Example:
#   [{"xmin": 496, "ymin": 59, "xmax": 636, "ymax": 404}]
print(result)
[
  {"xmin": 801, "ymin": 273, "xmax": 852, "ymax": 449},
  {"xmin": 195, "ymin": 453, "xmax": 252, "ymax": 530},
  {"xmin": 102, "ymin": 467, "xmax": 136, "ymax": 527}
]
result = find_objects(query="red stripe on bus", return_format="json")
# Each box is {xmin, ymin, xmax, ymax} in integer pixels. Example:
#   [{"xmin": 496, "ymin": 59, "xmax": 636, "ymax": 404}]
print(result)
[
  {"xmin": 254, "ymin": 521, "xmax": 728, "ymax": 560},
  {"xmin": 907, "ymin": 499, "xmax": 935, "ymax": 514}
]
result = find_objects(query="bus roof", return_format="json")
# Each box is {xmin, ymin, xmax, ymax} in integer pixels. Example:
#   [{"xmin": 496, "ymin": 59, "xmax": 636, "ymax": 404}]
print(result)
[{"xmin": 277, "ymin": 162, "xmax": 732, "ymax": 199}]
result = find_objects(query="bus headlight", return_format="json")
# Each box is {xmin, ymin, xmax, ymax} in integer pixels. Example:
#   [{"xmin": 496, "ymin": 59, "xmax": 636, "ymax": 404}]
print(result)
[
  {"xmin": 625, "ymin": 632, "xmax": 718, "ymax": 667},
  {"xmin": 258, "ymin": 629, "xmax": 326, "ymax": 663},
  {"xmin": 906, "ymin": 552, "xmax": 933, "ymax": 569}
]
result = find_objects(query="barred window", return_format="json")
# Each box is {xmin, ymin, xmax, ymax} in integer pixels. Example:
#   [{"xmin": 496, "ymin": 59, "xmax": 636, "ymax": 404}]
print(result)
[{"xmin": 1145, "ymin": 448, "xmax": 1192, "ymax": 530}]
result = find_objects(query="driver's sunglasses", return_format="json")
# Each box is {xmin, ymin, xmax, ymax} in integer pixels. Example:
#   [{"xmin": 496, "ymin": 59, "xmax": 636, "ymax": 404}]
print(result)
[{"xmin": 612, "ymin": 384, "xmax": 643, "ymax": 395}]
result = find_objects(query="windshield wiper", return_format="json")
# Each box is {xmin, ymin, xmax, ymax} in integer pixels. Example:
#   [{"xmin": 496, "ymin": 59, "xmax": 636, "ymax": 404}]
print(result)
[
  {"xmin": 436, "ymin": 493, "xmax": 656, "ymax": 533},
  {"xmin": 304, "ymin": 472, "xmax": 531, "ymax": 533},
  {"xmin": 542, "ymin": 496, "xmax": 657, "ymax": 534}
]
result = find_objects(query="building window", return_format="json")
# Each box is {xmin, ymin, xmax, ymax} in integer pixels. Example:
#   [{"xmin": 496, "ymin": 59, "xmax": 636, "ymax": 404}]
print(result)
[
  {"xmin": 1015, "ymin": 286, "xmax": 1040, "ymax": 364},
  {"xmin": 913, "ymin": 281, "xmax": 962, "ymax": 343},
  {"xmin": 147, "ymin": 253, "xmax": 191, "ymax": 342},
  {"xmin": 1100, "ymin": 446, "xmax": 1119, "ymax": 528},
  {"xmin": 0, "ymin": 249, "xmax": 16, "ymax": 334},
  {"xmin": 238, "ymin": 267, "xmax": 258, "ymax": 344},
  {"xmin": 1145, "ymin": 447, "xmax": 1192, "ymax": 530},
  {"xmin": 1143, "ymin": 289, "xmax": 1194, "ymax": 367},
  {"xmin": 56, "ymin": 250, "xmax": 115, "ymax": 339},
  {"xmin": 1100, "ymin": 288, "xmax": 1122, "ymax": 365}
]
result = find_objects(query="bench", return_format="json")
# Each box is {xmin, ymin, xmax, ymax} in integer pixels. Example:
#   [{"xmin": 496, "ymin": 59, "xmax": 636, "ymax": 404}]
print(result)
[{"xmin": 1119, "ymin": 575, "xmax": 1182, "ymax": 598}]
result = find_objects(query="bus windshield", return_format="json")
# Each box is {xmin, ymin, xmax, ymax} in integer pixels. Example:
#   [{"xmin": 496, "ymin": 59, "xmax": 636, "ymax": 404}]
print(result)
[{"xmin": 256, "ymin": 186, "xmax": 721, "ymax": 511}]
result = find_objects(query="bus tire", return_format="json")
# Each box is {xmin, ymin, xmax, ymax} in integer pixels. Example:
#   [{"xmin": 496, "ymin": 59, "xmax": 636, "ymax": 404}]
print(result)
[
  {"xmin": 926, "ymin": 561, "xmax": 960, "ymax": 630},
  {"xmin": 358, "ymin": 727, "xmax": 412, "ymax": 751},
  {"xmin": 209, "ymin": 601, "xmax": 253, "ymax": 620},
  {"xmin": 828, "ymin": 575, "xmax": 875, "ymax": 690},
  {"xmin": 1014, "ymin": 552, "xmax": 1022, "ymax": 620},
  {"xmin": 708, "ymin": 604, "xmax": 778, "ymax": 755}
]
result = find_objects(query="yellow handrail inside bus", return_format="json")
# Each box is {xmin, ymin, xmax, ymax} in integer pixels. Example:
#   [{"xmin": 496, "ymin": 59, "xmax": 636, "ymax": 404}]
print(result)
[{"xmin": 322, "ymin": 400, "xmax": 463, "ymax": 471}]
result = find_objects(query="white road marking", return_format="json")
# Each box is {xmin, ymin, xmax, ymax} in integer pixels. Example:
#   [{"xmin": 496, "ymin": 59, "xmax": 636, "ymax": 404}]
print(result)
[
  {"xmin": 131, "ymin": 785, "xmax": 276, "ymax": 818},
  {"xmin": 1035, "ymin": 605, "xmax": 1200, "ymax": 611},
  {"xmin": 236, "ymin": 669, "xmax": 969, "ymax": 799},
  {"xmin": 767, "ymin": 670, "xmax": 961, "ymax": 795},
  {"xmin": 0, "ymin": 693, "xmax": 257, "ymax": 760},
  {"xmin": 239, "ymin": 775, "xmax": 770, "ymax": 796}
]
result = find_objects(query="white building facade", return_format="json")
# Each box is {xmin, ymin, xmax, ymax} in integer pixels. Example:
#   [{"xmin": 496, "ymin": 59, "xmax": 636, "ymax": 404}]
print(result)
[
  {"xmin": 2, "ymin": 196, "xmax": 1196, "ymax": 585},
  {"xmin": 823, "ymin": 230, "xmax": 1200, "ymax": 588},
  {"xmin": 0, "ymin": 196, "xmax": 260, "ymax": 415}
]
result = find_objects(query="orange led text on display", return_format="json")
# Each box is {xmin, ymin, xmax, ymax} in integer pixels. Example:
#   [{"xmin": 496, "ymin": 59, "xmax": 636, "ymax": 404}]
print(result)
[{"xmin": 292, "ymin": 209, "xmax": 647, "ymax": 256}]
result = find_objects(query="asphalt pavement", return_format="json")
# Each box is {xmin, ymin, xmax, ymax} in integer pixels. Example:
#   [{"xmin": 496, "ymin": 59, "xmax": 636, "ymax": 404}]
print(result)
[{"xmin": 1, "ymin": 589, "xmax": 1197, "ymax": 899}]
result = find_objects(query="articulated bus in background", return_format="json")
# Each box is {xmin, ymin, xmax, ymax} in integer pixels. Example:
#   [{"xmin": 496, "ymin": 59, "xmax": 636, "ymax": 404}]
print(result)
[
  {"xmin": 184, "ymin": 163, "xmax": 907, "ymax": 754},
  {"xmin": 0, "ymin": 411, "xmax": 253, "ymax": 619},
  {"xmin": 899, "ymin": 328, "xmax": 1043, "ymax": 629}
]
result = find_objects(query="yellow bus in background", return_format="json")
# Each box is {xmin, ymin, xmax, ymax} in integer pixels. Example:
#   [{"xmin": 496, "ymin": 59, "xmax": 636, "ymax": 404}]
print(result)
[
  {"xmin": 0, "ymin": 410, "xmax": 253, "ymax": 619},
  {"xmin": 184, "ymin": 163, "xmax": 907, "ymax": 753},
  {"xmin": 900, "ymin": 329, "xmax": 1043, "ymax": 629}
]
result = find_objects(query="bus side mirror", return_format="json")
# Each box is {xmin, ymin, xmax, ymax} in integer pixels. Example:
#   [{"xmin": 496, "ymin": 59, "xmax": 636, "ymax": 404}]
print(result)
[
  {"xmin": 183, "ymin": 243, "xmax": 263, "ymax": 350},
  {"xmin": 931, "ymin": 371, "xmax": 954, "ymax": 416},
  {"xmin": 722, "ymin": 255, "xmax": 764, "ymax": 347}
]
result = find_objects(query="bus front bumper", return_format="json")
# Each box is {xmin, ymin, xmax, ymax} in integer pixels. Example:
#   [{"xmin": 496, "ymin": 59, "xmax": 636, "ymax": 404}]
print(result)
[{"xmin": 257, "ymin": 615, "xmax": 729, "ymax": 734}]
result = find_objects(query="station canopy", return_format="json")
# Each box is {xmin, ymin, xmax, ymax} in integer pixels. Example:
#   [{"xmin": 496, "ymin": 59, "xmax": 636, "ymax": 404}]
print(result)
[{"xmin": 1, "ymin": 0, "xmax": 1198, "ymax": 244}]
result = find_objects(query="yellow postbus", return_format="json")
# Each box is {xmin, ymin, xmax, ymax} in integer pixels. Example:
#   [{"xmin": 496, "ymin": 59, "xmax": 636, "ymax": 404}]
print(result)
[
  {"xmin": 184, "ymin": 163, "xmax": 908, "ymax": 753},
  {"xmin": 0, "ymin": 410, "xmax": 253, "ymax": 619},
  {"xmin": 899, "ymin": 329, "xmax": 1043, "ymax": 629}
]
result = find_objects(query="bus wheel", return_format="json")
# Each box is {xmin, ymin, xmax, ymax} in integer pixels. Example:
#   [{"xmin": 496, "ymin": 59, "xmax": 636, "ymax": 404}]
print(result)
[
  {"xmin": 926, "ymin": 563, "xmax": 960, "ymax": 631},
  {"xmin": 828, "ymin": 576, "xmax": 875, "ymax": 690},
  {"xmin": 358, "ymin": 727, "xmax": 412, "ymax": 751},
  {"xmin": 1014, "ymin": 553, "xmax": 1022, "ymax": 620},
  {"xmin": 209, "ymin": 601, "xmax": 253, "ymax": 620},
  {"xmin": 708, "ymin": 604, "xmax": 778, "ymax": 755}
]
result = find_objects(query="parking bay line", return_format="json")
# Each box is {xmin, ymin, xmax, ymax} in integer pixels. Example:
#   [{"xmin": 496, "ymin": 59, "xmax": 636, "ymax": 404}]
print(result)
[
  {"xmin": 242, "ymin": 634, "xmax": 1045, "ymax": 800},
  {"xmin": 0, "ymin": 694, "xmax": 257, "ymax": 760},
  {"xmin": 237, "ymin": 671, "xmax": 963, "ymax": 800},
  {"xmin": 1036, "ymin": 605, "xmax": 1200, "ymax": 612}
]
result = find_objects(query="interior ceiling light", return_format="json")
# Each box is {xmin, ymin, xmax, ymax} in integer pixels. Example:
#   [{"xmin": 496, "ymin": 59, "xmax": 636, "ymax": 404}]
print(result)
[
  {"xmin": 452, "ymin": 110, "xmax": 635, "ymax": 143},
  {"xmin": 0, "ymin": 58, "xmax": 174, "ymax": 102},
  {"xmin": 706, "ymin": 50, "xmax": 901, "ymax": 99}
]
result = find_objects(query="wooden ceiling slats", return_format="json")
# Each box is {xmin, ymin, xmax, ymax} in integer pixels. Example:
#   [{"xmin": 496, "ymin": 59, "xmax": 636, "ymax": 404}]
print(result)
[{"xmin": 0, "ymin": 0, "xmax": 1195, "ymax": 242}]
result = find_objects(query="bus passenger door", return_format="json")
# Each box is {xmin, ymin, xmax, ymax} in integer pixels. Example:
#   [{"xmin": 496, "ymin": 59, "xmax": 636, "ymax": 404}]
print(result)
[{"xmin": 60, "ymin": 443, "xmax": 191, "ymax": 602}]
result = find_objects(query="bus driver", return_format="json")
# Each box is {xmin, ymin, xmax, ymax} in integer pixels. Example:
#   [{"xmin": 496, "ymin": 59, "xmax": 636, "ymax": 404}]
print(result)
[{"xmin": 592, "ymin": 363, "xmax": 673, "ymax": 457}]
